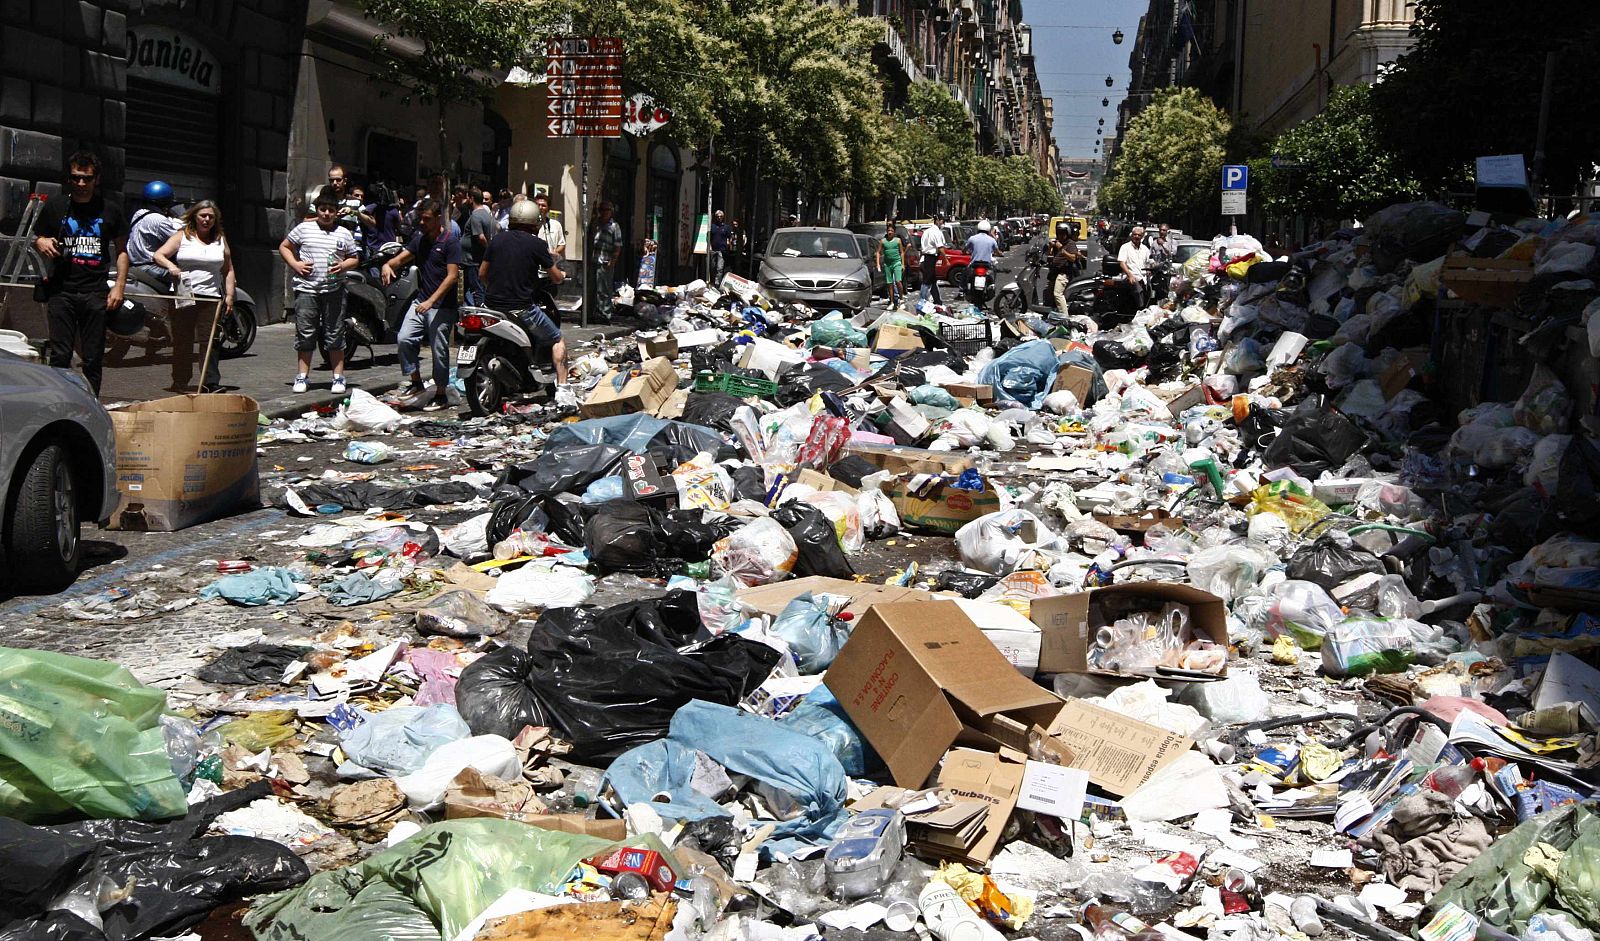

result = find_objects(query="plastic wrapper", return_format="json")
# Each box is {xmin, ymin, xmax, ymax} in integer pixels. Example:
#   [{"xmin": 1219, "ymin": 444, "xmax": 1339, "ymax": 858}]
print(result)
[
  {"xmin": 796, "ymin": 415, "xmax": 851, "ymax": 470},
  {"xmin": 416, "ymin": 589, "xmax": 508, "ymax": 638},
  {"xmin": 1526, "ymin": 435, "xmax": 1574, "ymax": 494},
  {"xmin": 454, "ymin": 591, "xmax": 782, "ymax": 760},
  {"xmin": 1286, "ymin": 533, "xmax": 1385, "ymax": 590},
  {"xmin": 0, "ymin": 647, "xmax": 188, "ymax": 823},
  {"xmin": 1187, "ymin": 544, "xmax": 1278, "ymax": 604},
  {"xmin": 1321, "ymin": 616, "xmax": 1416, "ymax": 677},
  {"xmin": 769, "ymin": 504, "xmax": 851, "ymax": 580},
  {"xmin": 771, "ymin": 594, "xmax": 851, "ymax": 673},
  {"xmin": 856, "ymin": 473, "xmax": 901, "ymax": 540},
  {"xmin": 338, "ymin": 704, "xmax": 470, "ymax": 775},
  {"xmin": 393, "ymin": 735, "xmax": 521, "ymax": 809},
  {"xmin": 1179, "ymin": 671, "xmax": 1270, "ymax": 725},
  {"xmin": 713, "ymin": 516, "xmax": 801, "ymax": 587},
  {"xmin": 604, "ymin": 700, "xmax": 847, "ymax": 859},
  {"xmin": 673, "ymin": 464, "xmax": 735, "ymax": 512},
  {"xmin": 801, "ymin": 490, "xmax": 865, "ymax": 553},
  {"xmin": 955, "ymin": 509, "xmax": 1059, "ymax": 574},
  {"xmin": 580, "ymin": 475, "xmax": 626, "ymax": 504},
  {"xmin": 1263, "ymin": 580, "xmax": 1343, "ymax": 649},
  {"xmin": 245, "ymin": 819, "xmax": 613, "ymax": 941},
  {"xmin": 1248, "ymin": 482, "xmax": 1332, "ymax": 534},
  {"xmin": 218, "ymin": 711, "xmax": 299, "ymax": 752},
  {"xmin": 1515, "ymin": 363, "xmax": 1574, "ymax": 435}
]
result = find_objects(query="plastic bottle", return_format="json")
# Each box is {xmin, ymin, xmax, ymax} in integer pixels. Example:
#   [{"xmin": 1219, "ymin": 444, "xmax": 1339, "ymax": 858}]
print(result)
[{"xmin": 1290, "ymin": 896, "xmax": 1324, "ymax": 936}]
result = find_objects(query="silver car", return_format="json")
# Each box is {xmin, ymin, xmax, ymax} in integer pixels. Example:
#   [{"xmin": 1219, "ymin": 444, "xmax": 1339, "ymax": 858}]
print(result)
[
  {"xmin": 757, "ymin": 227, "xmax": 874, "ymax": 311},
  {"xmin": 0, "ymin": 352, "xmax": 117, "ymax": 592}
]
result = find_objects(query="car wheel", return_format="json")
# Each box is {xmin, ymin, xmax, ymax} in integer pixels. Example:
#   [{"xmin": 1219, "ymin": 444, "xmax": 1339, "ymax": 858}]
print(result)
[{"xmin": 5, "ymin": 442, "xmax": 81, "ymax": 593}]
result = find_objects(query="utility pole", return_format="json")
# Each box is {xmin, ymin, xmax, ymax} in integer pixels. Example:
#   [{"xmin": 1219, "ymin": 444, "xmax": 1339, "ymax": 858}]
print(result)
[{"xmin": 1530, "ymin": 51, "xmax": 1557, "ymax": 209}]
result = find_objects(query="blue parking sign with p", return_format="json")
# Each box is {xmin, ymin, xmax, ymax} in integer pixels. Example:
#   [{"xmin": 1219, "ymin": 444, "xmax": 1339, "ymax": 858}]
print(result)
[{"xmin": 1222, "ymin": 165, "xmax": 1249, "ymax": 190}]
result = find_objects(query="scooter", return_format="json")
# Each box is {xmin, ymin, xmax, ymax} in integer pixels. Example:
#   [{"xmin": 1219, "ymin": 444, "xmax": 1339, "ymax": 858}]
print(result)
[
  {"xmin": 994, "ymin": 242, "xmax": 1051, "ymax": 317},
  {"xmin": 108, "ymin": 268, "xmax": 260, "ymax": 362},
  {"xmin": 455, "ymin": 304, "xmax": 559, "ymax": 416},
  {"xmin": 341, "ymin": 241, "xmax": 406, "ymax": 359},
  {"xmin": 965, "ymin": 259, "xmax": 996, "ymax": 307}
]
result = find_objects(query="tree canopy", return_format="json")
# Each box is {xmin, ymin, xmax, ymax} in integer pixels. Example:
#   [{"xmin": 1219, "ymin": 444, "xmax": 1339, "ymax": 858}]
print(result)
[
  {"xmin": 1098, "ymin": 87, "xmax": 1230, "ymax": 220},
  {"xmin": 1254, "ymin": 84, "xmax": 1423, "ymax": 221},
  {"xmin": 1369, "ymin": 0, "xmax": 1599, "ymax": 196},
  {"xmin": 361, "ymin": 0, "xmax": 562, "ymax": 106}
]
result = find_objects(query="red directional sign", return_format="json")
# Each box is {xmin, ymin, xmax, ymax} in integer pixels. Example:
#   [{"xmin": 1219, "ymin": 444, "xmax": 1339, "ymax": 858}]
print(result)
[{"xmin": 545, "ymin": 36, "xmax": 623, "ymax": 139}]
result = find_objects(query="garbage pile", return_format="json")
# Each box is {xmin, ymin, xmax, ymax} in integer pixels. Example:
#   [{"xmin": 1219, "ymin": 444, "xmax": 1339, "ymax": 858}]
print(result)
[{"xmin": 4, "ymin": 201, "xmax": 1600, "ymax": 941}]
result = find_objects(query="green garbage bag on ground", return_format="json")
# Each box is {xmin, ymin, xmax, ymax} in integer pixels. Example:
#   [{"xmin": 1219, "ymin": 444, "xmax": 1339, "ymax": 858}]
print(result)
[
  {"xmin": 0, "ymin": 646, "xmax": 187, "ymax": 823},
  {"xmin": 244, "ymin": 819, "xmax": 620, "ymax": 941},
  {"xmin": 1426, "ymin": 802, "xmax": 1600, "ymax": 935}
]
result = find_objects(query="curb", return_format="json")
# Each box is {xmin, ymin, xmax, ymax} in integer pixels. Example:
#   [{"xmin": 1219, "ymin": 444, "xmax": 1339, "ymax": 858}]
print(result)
[{"xmin": 260, "ymin": 378, "xmax": 402, "ymax": 421}]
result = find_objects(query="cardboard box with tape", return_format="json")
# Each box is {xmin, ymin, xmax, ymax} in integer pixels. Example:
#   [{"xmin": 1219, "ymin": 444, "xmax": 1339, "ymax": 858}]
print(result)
[{"xmin": 108, "ymin": 393, "xmax": 260, "ymax": 532}]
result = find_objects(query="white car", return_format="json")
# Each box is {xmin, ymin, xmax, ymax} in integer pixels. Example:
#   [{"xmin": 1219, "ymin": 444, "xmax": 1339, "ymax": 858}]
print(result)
[{"xmin": 0, "ymin": 352, "xmax": 117, "ymax": 592}]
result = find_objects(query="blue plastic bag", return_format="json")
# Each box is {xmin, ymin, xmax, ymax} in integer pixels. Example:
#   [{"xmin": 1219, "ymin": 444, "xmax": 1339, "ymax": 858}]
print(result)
[
  {"xmin": 976, "ymin": 339, "xmax": 1062, "ymax": 409},
  {"xmin": 581, "ymin": 475, "xmax": 626, "ymax": 504},
  {"xmin": 199, "ymin": 567, "xmax": 300, "ymax": 606},
  {"xmin": 782, "ymin": 686, "xmax": 880, "ymax": 776},
  {"xmin": 605, "ymin": 700, "xmax": 847, "ymax": 857},
  {"xmin": 771, "ymin": 593, "xmax": 851, "ymax": 673},
  {"xmin": 338, "ymin": 703, "xmax": 471, "ymax": 775}
]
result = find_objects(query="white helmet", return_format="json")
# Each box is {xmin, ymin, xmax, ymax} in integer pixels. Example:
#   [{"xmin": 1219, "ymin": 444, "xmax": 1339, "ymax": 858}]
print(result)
[
  {"xmin": 977, "ymin": 220, "xmax": 992, "ymax": 233},
  {"xmin": 509, "ymin": 200, "xmax": 543, "ymax": 227}
]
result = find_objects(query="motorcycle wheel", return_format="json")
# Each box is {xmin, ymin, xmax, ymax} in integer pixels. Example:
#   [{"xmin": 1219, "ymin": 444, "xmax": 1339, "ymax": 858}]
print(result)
[
  {"xmin": 465, "ymin": 365, "xmax": 505, "ymax": 417},
  {"xmin": 217, "ymin": 302, "xmax": 258, "ymax": 358},
  {"xmin": 994, "ymin": 290, "xmax": 1024, "ymax": 318}
]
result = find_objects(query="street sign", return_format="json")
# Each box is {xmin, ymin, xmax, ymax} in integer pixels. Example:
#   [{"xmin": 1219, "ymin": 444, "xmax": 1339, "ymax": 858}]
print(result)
[
  {"xmin": 622, "ymin": 93, "xmax": 672, "ymax": 136},
  {"xmin": 1270, "ymin": 156, "xmax": 1305, "ymax": 169},
  {"xmin": 545, "ymin": 36, "xmax": 623, "ymax": 139},
  {"xmin": 1221, "ymin": 190, "xmax": 1246, "ymax": 215},
  {"xmin": 1221, "ymin": 164, "xmax": 1249, "ymax": 191}
]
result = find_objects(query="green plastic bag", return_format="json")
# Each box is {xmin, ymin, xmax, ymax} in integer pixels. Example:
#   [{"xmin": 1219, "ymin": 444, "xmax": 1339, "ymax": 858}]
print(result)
[
  {"xmin": 0, "ymin": 646, "xmax": 187, "ymax": 823},
  {"xmin": 245, "ymin": 819, "xmax": 626, "ymax": 941},
  {"xmin": 1426, "ymin": 802, "xmax": 1599, "ymax": 934},
  {"xmin": 810, "ymin": 317, "xmax": 867, "ymax": 349}
]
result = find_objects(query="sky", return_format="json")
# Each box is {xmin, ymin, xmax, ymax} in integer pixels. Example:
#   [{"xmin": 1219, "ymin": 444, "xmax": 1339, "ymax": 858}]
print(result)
[{"xmin": 1023, "ymin": 0, "xmax": 1151, "ymax": 160}]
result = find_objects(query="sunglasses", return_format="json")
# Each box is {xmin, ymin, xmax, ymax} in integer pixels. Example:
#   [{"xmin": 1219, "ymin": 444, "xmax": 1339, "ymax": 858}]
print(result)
[{"xmin": 69, "ymin": 173, "xmax": 97, "ymax": 182}]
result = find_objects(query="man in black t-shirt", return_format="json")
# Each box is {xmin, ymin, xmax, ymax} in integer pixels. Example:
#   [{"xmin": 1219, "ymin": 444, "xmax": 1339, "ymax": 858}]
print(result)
[
  {"xmin": 33, "ymin": 150, "xmax": 129, "ymax": 395},
  {"xmin": 481, "ymin": 200, "xmax": 568, "ymax": 386}
]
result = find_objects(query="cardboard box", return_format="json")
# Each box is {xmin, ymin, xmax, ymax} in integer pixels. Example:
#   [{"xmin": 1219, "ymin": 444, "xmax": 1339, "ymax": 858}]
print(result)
[
  {"xmin": 1312, "ymin": 477, "xmax": 1376, "ymax": 506},
  {"xmin": 953, "ymin": 599, "xmax": 1045, "ymax": 677},
  {"xmin": 586, "ymin": 846, "xmax": 680, "ymax": 892},
  {"xmin": 1046, "ymin": 699, "xmax": 1192, "ymax": 797},
  {"xmin": 941, "ymin": 382, "xmax": 994, "ymax": 404},
  {"xmin": 1028, "ymin": 582, "xmax": 1230, "ymax": 678},
  {"xmin": 638, "ymin": 332, "xmax": 679, "ymax": 359},
  {"xmin": 1053, "ymin": 364, "xmax": 1095, "ymax": 403},
  {"xmin": 888, "ymin": 479, "xmax": 1002, "ymax": 535},
  {"xmin": 823, "ymin": 601, "xmax": 1064, "ymax": 786},
  {"xmin": 874, "ymin": 324, "xmax": 924, "ymax": 355},
  {"xmin": 108, "ymin": 394, "xmax": 261, "ymax": 531},
  {"xmin": 443, "ymin": 803, "xmax": 627, "ymax": 839},
  {"xmin": 845, "ymin": 443, "xmax": 974, "ymax": 476},
  {"xmin": 883, "ymin": 396, "xmax": 930, "ymax": 445},
  {"xmin": 790, "ymin": 468, "xmax": 859, "ymax": 496},
  {"xmin": 915, "ymin": 748, "xmax": 1025, "ymax": 865},
  {"xmin": 738, "ymin": 575, "xmax": 935, "ymax": 619},
  {"xmin": 581, "ymin": 356, "xmax": 680, "ymax": 418},
  {"xmin": 1158, "ymin": 383, "xmax": 1205, "ymax": 418}
]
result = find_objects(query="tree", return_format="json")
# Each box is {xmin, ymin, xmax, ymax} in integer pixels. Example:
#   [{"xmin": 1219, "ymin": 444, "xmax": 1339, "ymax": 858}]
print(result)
[
  {"xmin": 361, "ymin": 0, "xmax": 567, "ymax": 181},
  {"xmin": 1098, "ymin": 87, "xmax": 1230, "ymax": 219},
  {"xmin": 1369, "ymin": 0, "xmax": 1600, "ymax": 197},
  {"xmin": 1255, "ymin": 85, "xmax": 1424, "ymax": 221}
]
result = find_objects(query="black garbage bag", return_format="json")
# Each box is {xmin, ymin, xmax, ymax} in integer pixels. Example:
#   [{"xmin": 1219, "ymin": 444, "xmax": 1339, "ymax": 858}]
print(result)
[
  {"xmin": 656, "ymin": 509, "xmax": 736, "ymax": 561},
  {"xmin": 1261, "ymin": 406, "xmax": 1368, "ymax": 476},
  {"xmin": 1287, "ymin": 535, "xmax": 1386, "ymax": 590},
  {"xmin": 196, "ymin": 644, "xmax": 307, "ymax": 685},
  {"xmin": 1539, "ymin": 436, "xmax": 1600, "ymax": 541},
  {"xmin": 770, "ymin": 502, "xmax": 853, "ymax": 579},
  {"xmin": 1489, "ymin": 487, "xmax": 1546, "ymax": 554},
  {"xmin": 690, "ymin": 344, "xmax": 738, "ymax": 376},
  {"xmin": 486, "ymin": 494, "xmax": 541, "ymax": 549},
  {"xmin": 272, "ymin": 480, "xmax": 482, "ymax": 511},
  {"xmin": 681, "ymin": 391, "xmax": 747, "ymax": 433},
  {"xmin": 498, "ymin": 444, "xmax": 628, "ymax": 497},
  {"xmin": 0, "ymin": 782, "xmax": 308, "ymax": 941},
  {"xmin": 729, "ymin": 464, "xmax": 769, "ymax": 502},
  {"xmin": 584, "ymin": 500, "xmax": 658, "ymax": 573},
  {"xmin": 885, "ymin": 348, "xmax": 968, "ymax": 388},
  {"xmin": 827, "ymin": 455, "xmax": 879, "ymax": 489},
  {"xmin": 539, "ymin": 492, "xmax": 589, "ymax": 546},
  {"xmin": 1146, "ymin": 341, "xmax": 1183, "ymax": 382},
  {"xmin": 934, "ymin": 571, "xmax": 1003, "ymax": 598},
  {"xmin": 454, "ymin": 591, "xmax": 782, "ymax": 760},
  {"xmin": 775, "ymin": 362, "xmax": 854, "ymax": 408},
  {"xmin": 646, "ymin": 421, "xmax": 733, "ymax": 468},
  {"xmin": 1092, "ymin": 339, "xmax": 1143, "ymax": 371}
]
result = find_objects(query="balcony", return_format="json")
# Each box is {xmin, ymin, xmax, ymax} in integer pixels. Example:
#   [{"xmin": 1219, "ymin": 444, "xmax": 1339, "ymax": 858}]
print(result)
[{"xmin": 874, "ymin": 16, "xmax": 922, "ymax": 80}]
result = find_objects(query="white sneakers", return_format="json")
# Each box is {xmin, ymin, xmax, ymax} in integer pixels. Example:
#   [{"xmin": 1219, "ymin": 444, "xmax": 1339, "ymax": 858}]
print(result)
[{"xmin": 292, "ymin": 375, "xmax": 308, "ymax": 393}]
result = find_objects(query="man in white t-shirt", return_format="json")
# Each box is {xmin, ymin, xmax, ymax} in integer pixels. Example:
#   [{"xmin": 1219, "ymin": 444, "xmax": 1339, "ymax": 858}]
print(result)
[
  {"xmin": 533, "ymin": 193, "xmax": 565, "ymax": 259},
  {"xmin": 918, "ymin": 213, "xmax": 947, "ymax": 304},
  {"xmin": 1117, "ymin": 225, "xmax": 1153, "ymax": 306}
]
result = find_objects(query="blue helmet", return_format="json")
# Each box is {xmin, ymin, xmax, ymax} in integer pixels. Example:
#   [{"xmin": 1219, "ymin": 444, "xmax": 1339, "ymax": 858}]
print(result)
[{"xmin": 142, "ymin": 180, "xmax": 174, "ymax": 203}]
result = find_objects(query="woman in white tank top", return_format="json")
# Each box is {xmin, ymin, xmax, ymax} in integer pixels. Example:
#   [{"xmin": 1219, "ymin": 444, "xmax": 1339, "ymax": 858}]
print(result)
[{"xmin": 153, "ymin": 200, "xmax": 234, "ymax": 392}]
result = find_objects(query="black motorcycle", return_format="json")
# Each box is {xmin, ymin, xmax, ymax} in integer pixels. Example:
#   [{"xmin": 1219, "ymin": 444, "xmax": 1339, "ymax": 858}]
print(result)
[
  {"xmin": 341, "ymin": 241, "xmax": 407, "ymax": 360},
  {"xmin": 109, "ymin": 268, "xmax": 259, "ymax": 363}
]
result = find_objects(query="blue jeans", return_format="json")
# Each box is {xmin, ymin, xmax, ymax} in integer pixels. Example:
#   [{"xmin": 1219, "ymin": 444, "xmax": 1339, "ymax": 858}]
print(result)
[
  {"xmin": 462, "ymin": 264, "xmax": 485, "ymax": 307},
  {"xmin": 397, "ymin": 301, "xmax": 454, "ymax": 394}
]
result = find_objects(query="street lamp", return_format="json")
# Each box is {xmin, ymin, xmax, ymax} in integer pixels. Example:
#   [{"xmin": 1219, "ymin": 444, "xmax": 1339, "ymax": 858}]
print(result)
[
  {"xmin": 1112, "ymin": 29, "xmax": 1124, "ymax": 44},
  {"xmin": 1105, "ymin": 76, "xmax": 1114, "ymax": 87},
  {"xmin": 1098, "ymin": 118, "xmax": 1104, "ymax": 125},
  {"xmin": 1102, "ymin": 97, "xmax": 1109, "ymax": 107}
]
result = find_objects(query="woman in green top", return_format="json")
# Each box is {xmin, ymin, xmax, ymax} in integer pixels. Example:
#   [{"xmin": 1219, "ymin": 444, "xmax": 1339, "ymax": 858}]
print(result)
[{"xmin": 876, "ymin": 222, "xmax": 906, "ymax": 308}]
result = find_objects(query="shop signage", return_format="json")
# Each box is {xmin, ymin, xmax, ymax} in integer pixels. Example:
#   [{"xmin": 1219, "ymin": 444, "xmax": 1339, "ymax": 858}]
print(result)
[
  {"xmin": 623, "ymin": 94, "xmax": 673, "ymax": 136},
  {"xmin": 125, "ymin": 26, "xmax": 222, "ymax": 96}
]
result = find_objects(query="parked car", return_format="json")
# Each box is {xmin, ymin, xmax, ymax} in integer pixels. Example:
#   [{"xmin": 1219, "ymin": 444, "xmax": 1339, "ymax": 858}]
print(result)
[
  {"xmin": 757, "ymin": 227, "xmax": 874, "ymax": 311},
  {"xmin": 0, "ymin": 352, "xmax": 117, "ymax": 592},
  {"xmin": 851, "ymin": 234, "xmax": 888, "ymax": 296}
]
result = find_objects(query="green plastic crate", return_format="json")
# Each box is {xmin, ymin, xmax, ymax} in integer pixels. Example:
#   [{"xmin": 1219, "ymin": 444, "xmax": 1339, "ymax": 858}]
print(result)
[{"xmin": 693, "ymin": 371, "xmax": 778, "ymax": 398}]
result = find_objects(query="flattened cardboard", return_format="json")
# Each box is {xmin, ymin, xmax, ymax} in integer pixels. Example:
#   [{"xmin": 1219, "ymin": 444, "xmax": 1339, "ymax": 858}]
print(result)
[
  {"xmin": 581, "ymin": 357, "xmax": 679, "ymax": 418},
  {"xmin": 941, "ymin": 382, "xmax": 994, "ymax": 404},
  {"xmin": 737, "ymin": 576, "xmax": 934, "ymax": 619},
  {"xmin": 1047, "ymin": 698, "xmax": 1192, "ymax": 797},
  {"xmin": 791, "ymin": 468, "xmax": 860, "ymax": 496},
  {"xmin": 915, "ymin": 748, "xmax": 1025, "ymax": 865},
  {"xmin": 108, "ymin": 393, "xmax": 261, "ymax": 532},
  {"xmin": 823, "ymin": 601, "xmax": 1064, "ymax": 787},
  {"xmin": 844, "ymin": 443, "xmax": 973, "ymax": 476},
  {"xmin": 1028, "ymin": 582, "xmax": 1230, "ymax": 678},
  {"xmin": 888, "ymin": 480, "xmax": 1002, "ymax": 535},
  {"xmin": 1159, "ymin": 383, "xmax": 1204, "ymax": 418},
  {"xmin": 874, "ymin": 324, "xmax": 924, "ymax": 355},
  {"xmin": 1053, "ymin": 364, "xmax": 1095, "ymax": 403}
]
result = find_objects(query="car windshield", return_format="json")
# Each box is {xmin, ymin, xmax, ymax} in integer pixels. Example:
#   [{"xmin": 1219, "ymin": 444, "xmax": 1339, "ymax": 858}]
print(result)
[
  {"xmin": 768, "ymin": 232, "xmax": 860, "ymax": 259},
  {"xmin": 1174, "ymin": 243, "xmax": 1208, "ymax": 264}
]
